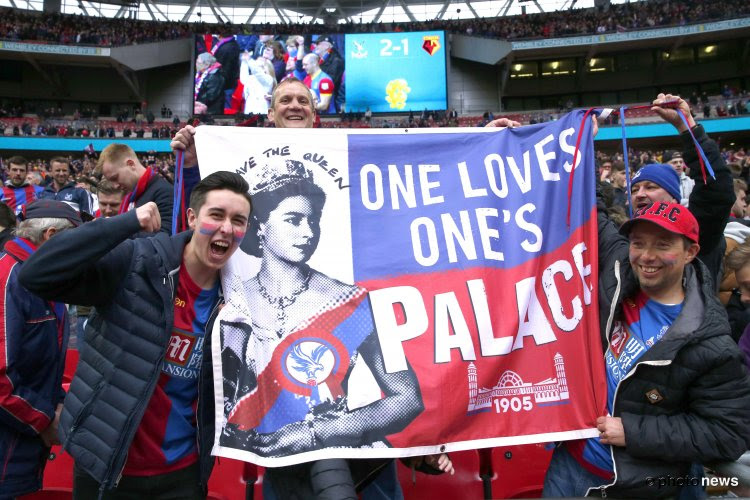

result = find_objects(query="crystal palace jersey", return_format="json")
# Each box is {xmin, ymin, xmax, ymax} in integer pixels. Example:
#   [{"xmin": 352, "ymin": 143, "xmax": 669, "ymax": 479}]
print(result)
[
  {"xmin": 123, "ymin": 265, "xmax": 219, "ymax": 476},
  {"xmin": 567, "ymin": 290, "xmax": 682, "ymax": 478}
]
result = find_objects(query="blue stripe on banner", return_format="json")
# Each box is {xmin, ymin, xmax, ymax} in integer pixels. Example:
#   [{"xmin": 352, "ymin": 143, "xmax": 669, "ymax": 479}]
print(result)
[
  {"xmin": 257, "ymin": 389, "xmax": 309, "ymax": 434},
  {"xmin": 348, "ymin": 110, "xmax": 596, "ymax": 282},
  {"xmin": 332, "ymin": 297, "xmax": 373, "ymax": 353}
]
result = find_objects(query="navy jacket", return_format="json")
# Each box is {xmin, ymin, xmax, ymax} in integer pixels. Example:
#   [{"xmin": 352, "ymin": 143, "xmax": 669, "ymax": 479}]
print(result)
[
  {"xmin": 39, "ymin": 182, "xmax": 92, "ymax": 216},
  {"xmin": 19, "ymin": 212, "xmax": 218, "ymax": 492},
  {"xmin": 0, "ymin": 238, "xmax": 68, "ymax": 499}
]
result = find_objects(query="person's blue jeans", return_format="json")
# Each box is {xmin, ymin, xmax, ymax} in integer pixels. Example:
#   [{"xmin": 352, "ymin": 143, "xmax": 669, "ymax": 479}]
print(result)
[{"xmin": 542, "ymin": 445, "xmax": 610, "ymax": 497}]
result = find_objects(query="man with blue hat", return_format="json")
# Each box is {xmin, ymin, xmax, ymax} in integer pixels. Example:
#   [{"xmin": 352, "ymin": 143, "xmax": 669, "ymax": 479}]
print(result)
[{"xmin": 629, "ymin": 93, "xmax": 733, "ymax": 284}]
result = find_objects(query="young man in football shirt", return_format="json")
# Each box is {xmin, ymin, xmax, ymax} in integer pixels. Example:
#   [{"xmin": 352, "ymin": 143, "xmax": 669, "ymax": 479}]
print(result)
[{"xmin": 19, "ymin": 171, "xmax": 252, "ymax": 498}]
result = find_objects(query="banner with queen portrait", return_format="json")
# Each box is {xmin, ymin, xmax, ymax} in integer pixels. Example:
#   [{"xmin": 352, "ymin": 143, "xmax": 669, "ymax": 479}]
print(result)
[{"xmin": 195, "ymin": 111, "xmax": 607, "ymax": 467}]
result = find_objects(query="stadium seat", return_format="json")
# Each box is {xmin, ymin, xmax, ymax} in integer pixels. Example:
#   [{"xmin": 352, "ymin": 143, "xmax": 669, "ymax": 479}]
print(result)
[
  {"xmin": 490, "ymin": 444, "xmax": 552, "ymax": 498},
  {"xmin": 19, "ymin": 488, "xmax": 73, "ymax": 499},
  {"xmin": 207, "ymin": 456, "xmax": 254, "ymax": 499},
  {"xmin": 39, "ymin": 446, "xmax": 74, "ymax": 493}
]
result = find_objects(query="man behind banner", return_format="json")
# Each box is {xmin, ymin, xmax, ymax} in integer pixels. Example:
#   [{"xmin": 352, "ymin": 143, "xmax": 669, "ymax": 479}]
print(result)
[
  {"xmin": 19, "ymin": 172, "xmax": 252, "ymax": 498},
  {"xmin": 171, "ymin": 77, "xmax": 465, "ymax": 499},
  {"xmin": 98, "ymin": 143, "xmax": 173, "ymax": 234},
  {"xmin": 543, "ymin": 199, "xmax": 750, "ymax": 497},
  {"xmin": 38, "ymin": 158, "xmax": 93, "ymax": 217}
]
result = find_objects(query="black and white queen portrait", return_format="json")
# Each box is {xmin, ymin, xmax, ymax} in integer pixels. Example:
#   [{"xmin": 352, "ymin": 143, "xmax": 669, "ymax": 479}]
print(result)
[{"xmin": 216, "ymin": 157, "xmax": 424, "ymax": 458}]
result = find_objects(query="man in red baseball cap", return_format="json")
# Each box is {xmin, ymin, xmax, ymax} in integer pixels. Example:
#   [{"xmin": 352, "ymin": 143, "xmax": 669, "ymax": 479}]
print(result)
[
  {"xmin": 618, "ymin": 201, "xmax": 699, "ymax": 303},
  {"xmin": 543, "ymin": 200, "xmax": 750, "ymax": 498}
]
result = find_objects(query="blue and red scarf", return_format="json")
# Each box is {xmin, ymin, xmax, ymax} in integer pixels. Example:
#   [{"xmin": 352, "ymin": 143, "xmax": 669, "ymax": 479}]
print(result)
[{"xmin": 119, "ymin": 168, "xmax": 156, "ymax": 214}]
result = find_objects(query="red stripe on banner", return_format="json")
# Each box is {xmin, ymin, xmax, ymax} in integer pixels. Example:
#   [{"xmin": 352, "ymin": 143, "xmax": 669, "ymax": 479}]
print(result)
[
  {"xmin": 228, "ymin": 292, "xmax": 368, "ymax": 430},
  {"xmin": 358, "ymin": 209, "xmax": 606, "ymax": 447}
]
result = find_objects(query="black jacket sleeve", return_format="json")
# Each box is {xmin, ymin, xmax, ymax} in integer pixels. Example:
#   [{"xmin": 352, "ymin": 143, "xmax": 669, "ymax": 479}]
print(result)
[
  {"xmin": 18, "ymin": 211, "xmax": 141, "ymax": 307},
  {"xmin": 622, "ymin": 337, "xmax": 750, "ymax": 463},
  {"xmin": 685, "ymin": 125, "xmax": 734, "ymax": 261}
]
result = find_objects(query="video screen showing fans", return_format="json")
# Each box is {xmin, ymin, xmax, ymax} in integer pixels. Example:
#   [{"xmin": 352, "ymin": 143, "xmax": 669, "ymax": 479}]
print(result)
[{"xmin": 193, "ymin": 31, "xmax": 447, "ymax": 116}]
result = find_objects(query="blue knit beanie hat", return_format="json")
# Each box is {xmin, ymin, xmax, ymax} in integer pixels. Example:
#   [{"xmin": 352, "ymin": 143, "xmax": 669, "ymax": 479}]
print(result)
[{"xmin": 631, "ymin": 164, "xmax": 681, "ymax": 201}]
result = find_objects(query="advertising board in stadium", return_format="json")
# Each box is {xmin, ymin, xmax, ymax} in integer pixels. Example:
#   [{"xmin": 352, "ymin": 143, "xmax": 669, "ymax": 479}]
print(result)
[{"xmin": 193, "ymin": 31, "xmax": 448, "ymax": 117}]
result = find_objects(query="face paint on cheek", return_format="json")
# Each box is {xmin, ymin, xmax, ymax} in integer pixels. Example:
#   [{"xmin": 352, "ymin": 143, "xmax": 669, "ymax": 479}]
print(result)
[
  {"xmin": 198, "ymin": 222, "xmax": 221, "ymax": 236},
  {"xmin": 233, "ymin": 229, "xmax": 246, "ymax": 244},
  {"xmin": 660, "ymin": 254, "xmax": 678, "ymax": 267}
]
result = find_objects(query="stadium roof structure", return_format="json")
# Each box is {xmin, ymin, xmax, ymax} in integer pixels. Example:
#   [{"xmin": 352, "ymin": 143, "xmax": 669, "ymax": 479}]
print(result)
[{"xmin": 52, "ymin": 0, "xmax": 623, "ymax": 25}]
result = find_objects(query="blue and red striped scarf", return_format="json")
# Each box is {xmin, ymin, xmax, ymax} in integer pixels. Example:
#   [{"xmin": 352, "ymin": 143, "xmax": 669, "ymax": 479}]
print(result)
[{"xmin": 119, "ymin": 168, "xmax": 156, "ymax": 214}]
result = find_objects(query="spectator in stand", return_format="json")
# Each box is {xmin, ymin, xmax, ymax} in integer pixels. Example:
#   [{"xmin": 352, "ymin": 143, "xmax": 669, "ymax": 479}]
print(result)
[
  {"xmin": 732, "ymin": 178, "xmax": 748, "ymax": 219},
  {"xmin": 609, "ymin": 161, "xmax": 628, "ymax": 210},
  {"xmin": 726, "ymin": 241, "xmax": 750, "ymax": 369},
  {"xmin": 314, "ymin": 35, "xmax": 345, "ymax": 113},
  {"xmin": 38, "ymin": 158, "xmax": 93, "ymax": 217},
  {"xmin": 718, "ymin": 219, "xmax": 750, "ymax": 342},
  {"xmin": 211, "ymin": 31, "xmax": 241, "ymax": 109},
  {"xmin": 238, "ymin": 53, "xmax": 276, "ymax": 115},
  {"xmin": 662, "ymin": 150, "xmax": 694, "ymax": 206},
  {"xmin": 98, "ymin": 143, "xmax": 173, "ymax": 235},
  {"xmin": 1, "ymin": 156, "xmax": 44, "ymax": 215},
  {"xmin": 302, "ymin": 53, "xmax": 335, "ymax": 113},
  {"xmin": 26, "ymin": 171, "xmax": 44, "ymax": 186},
  {"xmin": 0, "ymin": 200, "xmax": 81, "ymax": 499},
  {"xmin": 285, "ymin": 36, "xmax": 307, "ymax": 81},
  {"xmin": 95, "ymin": 179, "xmax": 126, "ymax": 218},
  {"xmin": 194, "ymin": 52, "xmax": 225, "ymax": 116}
]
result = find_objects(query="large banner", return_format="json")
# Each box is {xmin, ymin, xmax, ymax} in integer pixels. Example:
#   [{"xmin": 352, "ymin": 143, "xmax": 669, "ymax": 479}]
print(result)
[{"xmin": 195, "ymin": 111, "xmax": 607, "ymax": 467}]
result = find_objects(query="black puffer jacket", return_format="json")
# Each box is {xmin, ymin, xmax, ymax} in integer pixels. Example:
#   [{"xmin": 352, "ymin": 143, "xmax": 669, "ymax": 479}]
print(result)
[
  {"xmin": 591, "ymin": 211, "xmax": 750, "ymax": 498},
  {"xmin": 682, "ymin": 124, "xmax": 734, "ymax": 285},
  {"xmin": 131, "ymin": 173, "xmax": 173, "ymax": 236},
  {"xmin": 18, "ymin": 212, "xmax": 218, "ymax": 492}
]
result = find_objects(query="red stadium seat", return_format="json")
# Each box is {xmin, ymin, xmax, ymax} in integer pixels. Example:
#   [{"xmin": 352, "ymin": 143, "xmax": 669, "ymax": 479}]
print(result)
[
  {"xmin": 490, "ymin": 444, "xmax": 552, "ymax": 498},
  {"xmin": 208, "ymin": 457, "xmax": 250, "ymax": 500},
  {"xmin": 40, "ymin": 446, "xmax": 74, "ymax": 493},
  {"xmin": 19, "ymin": 488, "xmax": 73, "ymax": 499}
]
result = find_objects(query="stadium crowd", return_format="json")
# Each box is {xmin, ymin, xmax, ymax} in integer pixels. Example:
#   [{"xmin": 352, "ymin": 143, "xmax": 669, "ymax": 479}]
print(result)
[{"xmin": 1, "ymin": 0, "xmax": 749, "ymax": 48}]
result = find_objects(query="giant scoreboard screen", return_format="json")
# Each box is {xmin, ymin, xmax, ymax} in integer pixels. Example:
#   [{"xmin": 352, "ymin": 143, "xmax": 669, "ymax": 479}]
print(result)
[
  {"xmin": 344, "ymin": 31, "xmax": 448, "ymax": 113},
  {"xmin": 193, "ymin": 31, "xmax": 447, "ymax": 117}
]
